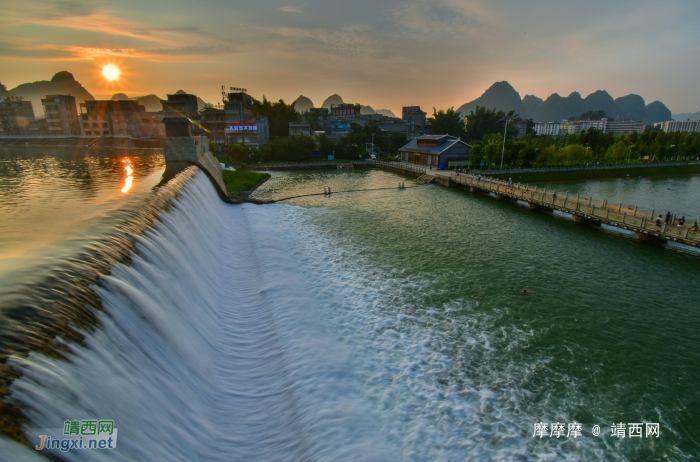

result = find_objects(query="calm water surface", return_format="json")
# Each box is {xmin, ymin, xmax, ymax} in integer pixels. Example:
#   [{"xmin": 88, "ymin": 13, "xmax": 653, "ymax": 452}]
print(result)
[{"xmin": 1, "ymin": 156, "xmax": 699, "ymax": 461}]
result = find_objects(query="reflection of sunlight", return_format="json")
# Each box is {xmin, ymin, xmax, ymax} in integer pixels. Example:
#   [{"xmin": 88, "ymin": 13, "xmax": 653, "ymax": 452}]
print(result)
[{"xmin": 121, "ymin": 158, "xmax": 133, "ymax": 193}]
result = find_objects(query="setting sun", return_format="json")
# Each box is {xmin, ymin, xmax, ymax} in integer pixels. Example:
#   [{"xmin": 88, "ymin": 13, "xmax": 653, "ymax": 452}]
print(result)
[{"xmin": 102, "ymin": 64, "xmax": 120, "ymax": 81}]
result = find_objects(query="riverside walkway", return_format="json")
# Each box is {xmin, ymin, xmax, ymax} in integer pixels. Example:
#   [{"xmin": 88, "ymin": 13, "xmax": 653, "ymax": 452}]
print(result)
[{"xmin": 452, "ymin": 174, "xmax": 700, "ymax": 247}]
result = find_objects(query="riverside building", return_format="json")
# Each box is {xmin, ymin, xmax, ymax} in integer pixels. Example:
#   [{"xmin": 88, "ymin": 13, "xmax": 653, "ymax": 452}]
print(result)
[
  {"xmin": 535, "ymin": 118, "xmax": 644, "ymax": 136},
  {"xmin": 399, "ymin": 135, "xmax": 471, "ymax": 168},
  {"xmin": 79, "ymin": 100, "xmax": 162, "ymax": 138},
  {"xmin": 200, "ymin": 89, "xmax": 269, "ymax": 149},
  {"xmin": 41, "ymin": 95, "xmax": 81, "ymax": 136},
  {"xmin": 0, "ymin": 96, "xmax": 35, "ymax": 136},
  {"xmin": 655, "ymin": 120, "xmax": 700, "ymax": 133}
]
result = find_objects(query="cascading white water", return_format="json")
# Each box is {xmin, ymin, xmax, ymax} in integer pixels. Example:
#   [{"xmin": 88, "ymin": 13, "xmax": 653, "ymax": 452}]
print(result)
[{"xmin": 5, "ymin": 171, "xmax": 395, "ymax": 461}]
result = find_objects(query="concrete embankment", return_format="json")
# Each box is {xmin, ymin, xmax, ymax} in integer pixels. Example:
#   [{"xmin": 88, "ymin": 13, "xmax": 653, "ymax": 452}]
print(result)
[{"xmin": 0, "ymin": 137, "xmax": 163, "ymax": 149}]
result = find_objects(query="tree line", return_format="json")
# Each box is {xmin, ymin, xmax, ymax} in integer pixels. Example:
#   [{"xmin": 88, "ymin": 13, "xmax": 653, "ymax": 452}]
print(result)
[{"xmin": 428, "ymin": 105, "xmax": 700, "ymax": 168}]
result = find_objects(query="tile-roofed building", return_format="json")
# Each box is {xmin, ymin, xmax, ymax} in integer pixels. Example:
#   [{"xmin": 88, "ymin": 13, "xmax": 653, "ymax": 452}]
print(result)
[{"xmin": 399, "ymin": 134, "xmax": 471, "ymax": 168}]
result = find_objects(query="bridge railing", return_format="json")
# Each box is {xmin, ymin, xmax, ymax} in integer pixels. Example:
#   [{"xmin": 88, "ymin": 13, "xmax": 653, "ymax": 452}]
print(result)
[{"xmin": 455, "ymin": 174, "xmax": 699, "ymax": 243}]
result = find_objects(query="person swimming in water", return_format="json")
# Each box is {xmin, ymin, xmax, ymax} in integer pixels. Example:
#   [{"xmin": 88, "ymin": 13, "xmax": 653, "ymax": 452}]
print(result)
[{"xmin": 521, "ymin": 289, "xmax": 532, "ymax": 295}]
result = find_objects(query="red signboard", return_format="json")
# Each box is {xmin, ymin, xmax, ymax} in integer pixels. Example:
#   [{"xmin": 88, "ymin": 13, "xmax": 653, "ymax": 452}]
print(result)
[
  {"xmin": 331, "ymin": 105, "xmax": 359, "ymax": 117},
  {"xmin": 402, "ymin": 106, "xmax": 422, "ymax": 118}
]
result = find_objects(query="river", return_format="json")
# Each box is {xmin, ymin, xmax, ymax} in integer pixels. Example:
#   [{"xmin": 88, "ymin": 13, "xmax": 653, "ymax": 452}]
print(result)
[{"xmin": 1, "ymin": 148, "xmax": 699, "ymax": 461}]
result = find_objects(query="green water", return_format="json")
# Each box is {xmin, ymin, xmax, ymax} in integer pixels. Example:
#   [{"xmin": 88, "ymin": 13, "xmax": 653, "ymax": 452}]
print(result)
[{"xmin": 255, "ymin": 169, "xmax": 700, "ymax": 460}]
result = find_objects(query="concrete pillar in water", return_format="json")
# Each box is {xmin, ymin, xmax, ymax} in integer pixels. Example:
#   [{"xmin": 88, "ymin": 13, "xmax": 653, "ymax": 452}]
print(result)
[
  {"xmin": 573, "ymin": 214, "xmax": 601, "ymax": 226},
  {"xmin": 635, "ymin": 232, "xmax": 667, "ymax": 245},
  {"xmin": 529, "ymin": 202, "xmax": 553, "ymax": 213},
  {"xmin": 161, "ymin": 117, "xmax": 229, "ymax": 201}
]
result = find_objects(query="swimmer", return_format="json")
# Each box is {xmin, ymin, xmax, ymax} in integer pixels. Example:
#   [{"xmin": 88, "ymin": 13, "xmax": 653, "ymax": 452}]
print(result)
[{"xmin": 521, "ymin": 289, "xmax": 532, "ymax": 295}]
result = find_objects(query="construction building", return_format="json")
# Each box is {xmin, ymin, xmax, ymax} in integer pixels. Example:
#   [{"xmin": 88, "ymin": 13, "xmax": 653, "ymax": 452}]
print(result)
[{"xmin": 41, "ymin": 95, "xmax": 81, "ymax": 136}]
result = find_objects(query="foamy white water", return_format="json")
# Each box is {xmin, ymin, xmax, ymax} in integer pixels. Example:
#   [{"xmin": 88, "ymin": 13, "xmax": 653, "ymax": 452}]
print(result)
[
  {"xmin": 6, "ymin": 170, "xmax": 622, "ymax": 461},
  {"xmin": 6, "ymin": 171, "xmax": 395, "ymax": 461}
]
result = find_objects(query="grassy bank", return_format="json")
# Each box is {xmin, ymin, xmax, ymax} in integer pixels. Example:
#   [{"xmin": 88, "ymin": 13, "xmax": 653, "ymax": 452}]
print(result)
[
  {"xmin": 486, "ymin": 164, "xmax": 700, "ymax": 183},
  {"xmin": 222, "ymin": 170, "xmax": 271, "ymax": 192}
]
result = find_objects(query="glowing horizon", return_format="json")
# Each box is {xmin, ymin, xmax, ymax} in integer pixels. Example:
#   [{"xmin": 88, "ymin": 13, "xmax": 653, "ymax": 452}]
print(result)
[{"xmin": 2, "ymin": 1, "xmax": 700, "ymax": 115}]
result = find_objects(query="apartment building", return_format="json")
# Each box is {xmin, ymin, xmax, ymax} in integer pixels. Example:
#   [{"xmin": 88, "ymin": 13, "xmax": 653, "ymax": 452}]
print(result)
[
  {"xmin": 534, "ymin": 122, "xmax": 561, "ymax": 136},
  {"xmin": 655, "ymin": 120, "xmax": 700, "ymax": 133},
  {"xmin": 605, "ymin": 119, "xmax": 645, "ymax": 135}
]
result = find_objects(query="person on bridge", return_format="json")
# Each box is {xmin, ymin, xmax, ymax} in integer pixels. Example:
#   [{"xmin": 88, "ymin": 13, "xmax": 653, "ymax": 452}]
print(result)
[
  {"xmin": 678, "ymin": 216, "xmax": 685, "ymax": 227},
  {"xmin": 656, "ymin": 215, "xmax": 663, "ymax": 225},
  {"xmin": 665, "ymin": 212, "xmax": 671, "ymax": 224},
  {"xmin": 692, "ymin": 220, "xmax": 698, "ymax": 231}
]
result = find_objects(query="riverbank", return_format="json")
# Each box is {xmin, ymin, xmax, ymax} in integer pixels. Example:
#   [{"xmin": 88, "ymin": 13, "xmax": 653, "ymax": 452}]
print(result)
[{"xmin": 485, "ymin": 164, "xmax": 700, "ymax": 183}]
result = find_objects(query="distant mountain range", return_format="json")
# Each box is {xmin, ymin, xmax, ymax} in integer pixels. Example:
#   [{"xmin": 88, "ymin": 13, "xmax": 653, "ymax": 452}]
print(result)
[
  {"xmin": 672, "ymin": 112, "xmax": 700, "ymax": 121},
  {"xmin": 7, "ymin": 71, "xmax": 94, "ymax": 117},
  {"xmin": 457, "ymin": 81, "xmax": 673, "ymax": 125},
  {"xmin": 294, "ymin": 94, "xmax": 396, "ymax": 118}
]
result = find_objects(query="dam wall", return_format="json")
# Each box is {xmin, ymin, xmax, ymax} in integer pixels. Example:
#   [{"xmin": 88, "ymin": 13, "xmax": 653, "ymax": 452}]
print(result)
[{"xmin": 162, "ymin": 118, "xmax": 229, "ymax": 202}]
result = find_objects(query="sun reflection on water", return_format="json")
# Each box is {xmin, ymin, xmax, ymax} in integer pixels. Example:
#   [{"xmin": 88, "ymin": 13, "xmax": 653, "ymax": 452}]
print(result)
[{"xmin": 121, "ymin": 159, "xmax": 133, "ymax": 193}]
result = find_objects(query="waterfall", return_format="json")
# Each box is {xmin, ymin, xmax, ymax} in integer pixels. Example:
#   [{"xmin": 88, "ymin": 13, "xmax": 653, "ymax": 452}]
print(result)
[{"xmin": 5, "ymin": 170, "xmax": 393, "ymax": 461}]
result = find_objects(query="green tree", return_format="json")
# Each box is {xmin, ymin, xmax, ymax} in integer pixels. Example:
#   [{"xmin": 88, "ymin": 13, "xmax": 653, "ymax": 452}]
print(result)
[
  {"xmin": 464, "ymin": 106, "xmax": 519, "ymax": 143},
  {"xmin": 605, "ymin": 141, "xmax": 629, "ymax": 162},
  {"xmin": 252, "ymin": 96, "xmax": 300, "ymax": 138},
  {"xmin": 429, "ymin": 107, "xmax": 467, "ymax": 138},
  {"xmin": 228, "ymin": 143, "xmax": 248, "ymax": 163}
]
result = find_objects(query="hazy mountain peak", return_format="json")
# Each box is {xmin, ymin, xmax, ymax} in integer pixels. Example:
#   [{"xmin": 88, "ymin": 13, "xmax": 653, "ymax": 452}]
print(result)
[
  {"xmin": 9, "ymin": 71, "xmax": 94, "ymax": 116},
  {"xmin": 321, "ymin": 94, "xmax": 344, "ymax": 110},
  {"xmin": 51, "ymin": 71, "xmax": 75, "ymax": 82},
  {"xmin": 111, "ymin": 93, "xmax": 130, "ymax": 100},
  {"xmin": 375, "ymin": 109, "xmax": 397, "ymax": 118},
  {"xmin": 457, "ymin": 80, "xmax": 526, "ymax": 118},
  {"xmin": 294, "ymin": 95, "xmax": 314, "ymax": 113}
]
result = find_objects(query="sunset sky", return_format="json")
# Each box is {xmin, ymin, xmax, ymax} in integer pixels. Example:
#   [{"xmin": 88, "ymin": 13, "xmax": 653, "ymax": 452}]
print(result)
[{"xmin": 2, "ymin": 0, "xmax": 699, "ymax": 115}]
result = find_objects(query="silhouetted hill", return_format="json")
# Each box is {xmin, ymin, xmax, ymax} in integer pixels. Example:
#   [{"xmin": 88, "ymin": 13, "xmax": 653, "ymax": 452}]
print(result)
[
  {"xmin": 360, "ymin": 105, "xmax": 376, "ymax": 115},
  {"xmin": 321, "ymin": 94, "xmax": 344, "ymax": 110},
  {"xmin": 293, "ymin": 95, "xmax": 314, "ymax": 113},
  {"xmin": 615, "ymin": 94, "xmax": 647, "ymax": 121},
  {"xmin": 522, "ymin": 95, "xmax": 543, "ymax": 118},
  {"xmin": 110, "ymin": 93, "xmax": 164, "ymax": 111},
  {"xmin": 645, "ymin": 101, "xmax": 672, "ymax": 124},
  {"xmin": 584, "ymin": 90, "xmax": 621, "ymax": 119},
  {"xmin": 131, "ymin": 95, "xmax": 163, "ymax": 112},
  {"xmin": 457, "ymin": 81, "xmax": 526, "ymax": 118},
  {"xmin": 462, "ymin": 81, "xmax": 675, "ymax": 125},
  {"xmin": 0, "ymin": 83, "xmax": 12, "ymax": 98},
  {"xmin": 529, "ymin": 92, "xmax": 588, "ymax": 122},
  {"xmin": 9, "ymin": 71, "xmax": 94, "ymax": 116},
  {"xmin": 376, "ymin": 109, "xmax": 397, "ymax": 118}
]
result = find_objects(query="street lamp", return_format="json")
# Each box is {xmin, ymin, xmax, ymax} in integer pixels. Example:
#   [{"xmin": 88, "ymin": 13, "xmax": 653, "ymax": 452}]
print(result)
[{"xmin": 500, "ymin": 118, "xmax": 510, "ymax": 169}]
